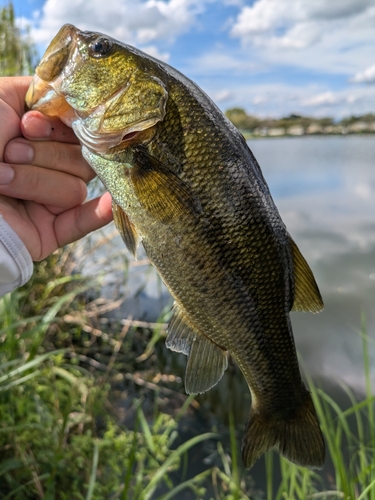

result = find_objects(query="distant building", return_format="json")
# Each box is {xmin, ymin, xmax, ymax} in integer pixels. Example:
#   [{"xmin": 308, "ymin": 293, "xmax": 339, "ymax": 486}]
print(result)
[
  {"xmin": 306, "ymin": 124, "xmax": 323, "ymax": 134},
  {"xmin": 287, "ymin": 125, "xmax": 304, "ymax": 136},
  {"xmin": 268, "ymin": 127, "xmax": 286, "ymax": 136},
  {"xmin": 323, "ymin": 125, "xmax": 344, "ymax": 134},
  {"xmin": 348, "ymin": 121, "xmax": 370, "ymax": 133}
]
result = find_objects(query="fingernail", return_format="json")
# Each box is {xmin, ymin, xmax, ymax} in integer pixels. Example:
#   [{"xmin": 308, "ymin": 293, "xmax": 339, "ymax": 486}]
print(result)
[
  {"xmin": 5, "ymin": 142, "xmax": 34, "ymax": 164},
  {"xmin": 23, "ymin": 114, "xmax": 52, "ymax": 138},
  {"xmin": 0, "ymin": 164, "xmax": 15, "ymax": 185}
]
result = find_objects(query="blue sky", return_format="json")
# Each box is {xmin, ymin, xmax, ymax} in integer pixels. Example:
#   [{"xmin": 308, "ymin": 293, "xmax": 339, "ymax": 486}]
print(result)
[{"xmin": 8, "ymin": 0, "xmax": 375, "ymax": 119}]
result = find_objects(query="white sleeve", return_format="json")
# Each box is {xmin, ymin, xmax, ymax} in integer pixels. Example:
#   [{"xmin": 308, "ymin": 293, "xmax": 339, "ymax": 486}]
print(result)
[{"xmin": 0, "ymin": 215, "xmax": 34, "ymax": 296}]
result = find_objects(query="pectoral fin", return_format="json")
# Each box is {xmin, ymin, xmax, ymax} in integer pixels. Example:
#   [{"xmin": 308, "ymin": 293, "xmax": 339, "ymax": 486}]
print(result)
[
  {"xmin": 112, "ymin": 201, "xmax": 140, "ymax": 258},
  {"xmin": 166, "ymin": 304, "xmax": 228, "ymax": 394},
  {"xmin": 130, "ymin": 148, "xmax": 200, "ymax": 223},
  {"xmin": 290, "ymin": 237, "xmax": 323, "ymax": 313}
]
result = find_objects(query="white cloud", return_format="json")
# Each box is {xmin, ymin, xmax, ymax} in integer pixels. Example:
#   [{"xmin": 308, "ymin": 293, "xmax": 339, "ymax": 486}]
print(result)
[
  {"xmin": 231, "ymin": 0, "xmax": 289, "ymax": 37},
  {"xmin": 186, "ymin": 50, "xmax": 258, "ymax": 75},
  {"xmin": 230, "ymin": 0, "xmax": 375, "ymax": 75},
  {"xmin": 213, "ymin": 89, "xmax": 233, "ymax": 102},
  {"xmin": 24, "ymin": 0, "xmax": 208, "ymax": 47},
  {"xmin": 351, "ymin": 63, "xmax": 375, "ymax": 84},
  {"xmin": 252, "ymin": 95, "xmax": 268, "ymax": 105},
  {"xmin": 138, "ymin": 45, "xmax": 170, "ymax": 62},
  {"xmin": 303, "ymin": 92, "xmax": 343, "ymax": 107},
  {"xmin": 231, "ymin": 0, "xmax": 374, "ymax": 43},
  {"xmin": 307, "ymin": 0, "xmax": 373, "ymax": 20},
  {"xmin": 201, "ymin": 80, "xmax": 375, "ymax": 119}
]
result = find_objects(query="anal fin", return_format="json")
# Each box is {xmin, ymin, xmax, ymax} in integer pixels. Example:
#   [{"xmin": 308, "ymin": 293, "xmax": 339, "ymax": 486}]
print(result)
[
  {"xmin": 290, "ymin": 237, "xmax": 324, "ymax": 313},
  {"xmin": 166, "ymin": 303, "xmax": 228, "ymax": 394},
  {"xmin": 112, "ymin": 201, "xmax": 140, "ymax": 258}
]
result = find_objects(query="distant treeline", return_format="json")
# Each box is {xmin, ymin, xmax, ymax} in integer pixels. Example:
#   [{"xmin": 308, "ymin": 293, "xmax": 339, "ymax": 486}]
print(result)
[{"xmin": 225, "ymin": 108, "xmax": 375, "ymax": 137}]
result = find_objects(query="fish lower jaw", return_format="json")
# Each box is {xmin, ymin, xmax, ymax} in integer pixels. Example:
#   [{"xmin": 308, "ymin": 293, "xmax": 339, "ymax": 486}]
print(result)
[
  {"xmin": 72, "ymin": 120, "xmax": 127, "ymax": 153},
  {"xmin": 72, "ymin": 117, "xmax": 159, "ymax": 154}
]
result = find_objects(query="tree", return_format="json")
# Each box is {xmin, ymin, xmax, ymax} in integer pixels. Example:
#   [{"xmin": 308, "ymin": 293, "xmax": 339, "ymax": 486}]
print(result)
[
  {"xmin": 0, "ymin": 2, "xmax": 37, "ymax": 76},
  {"xmin": 225, "ymin": 107, "xmax": 259, "ymax": 131}
]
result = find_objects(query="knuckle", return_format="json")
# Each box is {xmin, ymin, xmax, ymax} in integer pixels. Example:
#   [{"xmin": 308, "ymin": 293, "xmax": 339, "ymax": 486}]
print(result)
[
  {"xmin": 77, "ymin": 178, "xmax": 88, "ymax": 204},
  {"xmin": 73, "ymin": 203, "xmax": 85, "ymax": 237},
  {"xmin": 50, "ymin": 141, "xmax": 63, "ymax": 168}
]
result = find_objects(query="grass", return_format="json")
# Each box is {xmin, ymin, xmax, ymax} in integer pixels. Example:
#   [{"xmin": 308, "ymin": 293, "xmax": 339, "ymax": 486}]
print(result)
[
  {"xmin": 0, "ymin": 244, "xmax": 374, "ymax": 498},
  {"xmin": 0, "ymin": 246, "xmax": 257, "ymax": 499}
]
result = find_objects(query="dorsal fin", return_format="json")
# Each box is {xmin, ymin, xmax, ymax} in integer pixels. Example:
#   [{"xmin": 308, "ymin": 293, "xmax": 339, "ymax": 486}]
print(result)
[
  {"xmin": 290, "ymin": 237, "xmax": 323, "ymax": 313},
  {"xmin": 166, "ymin": 303, "xmax": 228, "ymax": 394}
]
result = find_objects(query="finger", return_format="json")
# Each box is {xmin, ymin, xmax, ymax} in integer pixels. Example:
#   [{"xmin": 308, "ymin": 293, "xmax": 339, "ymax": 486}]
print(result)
[
  {"xmin": 0, "ymin": 76, "xmax": 32, "ymax": 118},
  {"xmin": 22, "ymin": 200, "xmax": 57, "ymax": 261},
  {"xmin": 54, "ymin": 191, "xmax": 113, "ymax": 248},
  {"xmin": 21, "ymin": 110, "xmax": 79, "ymax": 144},
  {"xmin": 0, "ymin": 162, "xmax": 87, "ymax": 211},
  {"xmin": 0, "ymin": 197, "xmax": 47, "ymax": 261},
  {"xmin": 4, "ymin": 138, "xmax": 95, "ymax": 183}
]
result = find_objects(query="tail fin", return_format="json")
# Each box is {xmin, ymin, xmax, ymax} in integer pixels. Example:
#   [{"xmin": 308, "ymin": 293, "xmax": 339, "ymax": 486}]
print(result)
[{"xmin": 241, "ymin": 392, "xmax": 325, "ymax": 469}]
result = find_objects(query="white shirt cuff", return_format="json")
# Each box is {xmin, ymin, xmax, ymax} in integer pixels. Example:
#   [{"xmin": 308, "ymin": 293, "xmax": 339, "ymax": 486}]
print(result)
[{"xmin": 0, "ymin": 215, "xmax": 34, "ymax": 296}]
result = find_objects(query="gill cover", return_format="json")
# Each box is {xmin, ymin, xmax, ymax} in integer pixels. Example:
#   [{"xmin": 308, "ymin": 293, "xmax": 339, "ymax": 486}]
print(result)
[{"xmin": 75, "ymin": 70, "xmax": 168, "ymax": 152}]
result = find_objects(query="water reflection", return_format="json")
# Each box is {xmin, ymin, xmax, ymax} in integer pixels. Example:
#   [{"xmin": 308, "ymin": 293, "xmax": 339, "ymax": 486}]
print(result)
[
  {"xmin": 105, "ymin": 135, "xmax": 375, "ymax": 391},
  {"xmin": 250, "ymin": 136, "xmax": 375, "ymax": 391}
]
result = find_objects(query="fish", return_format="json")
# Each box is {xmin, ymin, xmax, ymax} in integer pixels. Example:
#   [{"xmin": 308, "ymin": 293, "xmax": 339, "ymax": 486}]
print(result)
[{"xmin": 26, "ymin": 24, "xmax": 325, "ymax": 470}]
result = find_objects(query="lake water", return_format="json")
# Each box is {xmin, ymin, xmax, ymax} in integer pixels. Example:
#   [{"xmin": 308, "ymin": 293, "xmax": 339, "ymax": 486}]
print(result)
[
  {"xmin": 88, "ymin": 135, "xmax": 375, "ymax": 492},
  {"xmin": 100, "ymin": 134, "xmax": 375, "ymax": 391},
  {"xmin": 250, "ymin": 135, "xmax": 375, "ymax": 391}
]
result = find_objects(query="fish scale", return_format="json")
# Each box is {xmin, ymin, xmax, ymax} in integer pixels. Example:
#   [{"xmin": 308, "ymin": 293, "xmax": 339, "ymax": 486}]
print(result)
[{"xmin": 26, "ymin": 23, "xmax": 325, "ymax": 470}]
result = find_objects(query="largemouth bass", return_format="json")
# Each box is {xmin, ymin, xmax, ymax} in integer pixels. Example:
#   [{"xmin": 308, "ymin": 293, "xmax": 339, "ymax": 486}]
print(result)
[{"xmin": 26, "ymin": 24, "xmax": 325, "ymax": 469}]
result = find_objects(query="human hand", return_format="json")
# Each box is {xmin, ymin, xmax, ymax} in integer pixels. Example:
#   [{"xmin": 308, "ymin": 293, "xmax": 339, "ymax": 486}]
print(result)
[{"xmin": 0, "ymin": 76, "xmax": 113, "ymax": 261}]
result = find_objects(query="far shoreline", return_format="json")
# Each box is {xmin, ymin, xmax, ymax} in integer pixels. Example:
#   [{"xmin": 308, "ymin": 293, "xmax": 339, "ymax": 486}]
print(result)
[
  {"xmin": 242, "ymin": 130, "xmax": 375, "ymax": 139},
  {"xmin": 226, "ymin": 108, "xmax": 375, "ymax": 140}
]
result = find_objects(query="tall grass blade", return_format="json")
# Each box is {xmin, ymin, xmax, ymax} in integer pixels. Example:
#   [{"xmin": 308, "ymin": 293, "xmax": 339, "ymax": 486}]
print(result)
[
  {"xmin": 140, "ymin": 432, "xmax": 216, "ymax": 500},
  {"xmin": 86, "ymin": 441, "xmax": 99, "ymax": 500},
  {"xmin": 3, "ymin": 474, "xmax": 50, "ymax": 500},
  {"xmin": 156, "ymin": 469, "xmax": 212, "ymax": 500},
  {"xmin": 0, "ymin": 350, "xmax": 65, "ymax": 385}
]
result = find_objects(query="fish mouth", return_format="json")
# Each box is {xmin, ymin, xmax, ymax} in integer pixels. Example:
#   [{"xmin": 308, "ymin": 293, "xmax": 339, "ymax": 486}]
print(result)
[
  {"xmin": 25, "ymin": 24, "xmax": 78, "ymax": 125},
  {"xmin": 27, "ymin": 73, "xmax": 146, "ymax": 152},
  {"xmin": 25, "ymin": 24, "xmax": 162, "ymax": 153}
]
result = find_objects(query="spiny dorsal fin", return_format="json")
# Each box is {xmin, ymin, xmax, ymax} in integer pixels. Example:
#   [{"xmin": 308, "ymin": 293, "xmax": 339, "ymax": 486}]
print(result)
[
  {"xmin": 112, "ymin": 201, "xmax": 140, "ymax": 258},
  {"xmin": 166, "ymin": 303, "xmax": 228, "ymax": 394},
  {"xmin": 290, "ymin": 237, "xmax": 323, "ymax": 313},
  {"xmin": 130, "ymin": 148, "xmax": 200, "ymax": 223}
]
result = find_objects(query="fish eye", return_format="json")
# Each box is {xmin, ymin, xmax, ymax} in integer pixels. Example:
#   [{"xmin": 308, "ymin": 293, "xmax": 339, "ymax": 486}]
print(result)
[{"xmin": 89, "ymin": 37, "xmax": 113, "ymax": 58}]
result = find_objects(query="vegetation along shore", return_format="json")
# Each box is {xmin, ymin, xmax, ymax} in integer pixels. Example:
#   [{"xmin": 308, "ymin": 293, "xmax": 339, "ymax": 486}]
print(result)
[{"xmin": 225, "ymin": 108, "xmax": 375, "ymax": 138}]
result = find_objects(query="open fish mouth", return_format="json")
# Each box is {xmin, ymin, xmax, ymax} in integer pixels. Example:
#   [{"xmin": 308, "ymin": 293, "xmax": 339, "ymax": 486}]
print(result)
[
  {"xmin": 27, "ymin": 82, "xmax": 134, "ymax": 153},
  {"xmin": 25, "ymin": 24, "xmax": 167, "ymax": 153},
  {"xmin": 25, "ymin": 24, "xmax": 77, "ymax": 124}
]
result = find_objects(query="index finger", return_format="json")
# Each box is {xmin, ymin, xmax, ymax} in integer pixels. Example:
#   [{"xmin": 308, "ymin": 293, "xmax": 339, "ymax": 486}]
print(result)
[{"xmin": 22, "ymin": 110, "xmax": 79, "ymax": 144}]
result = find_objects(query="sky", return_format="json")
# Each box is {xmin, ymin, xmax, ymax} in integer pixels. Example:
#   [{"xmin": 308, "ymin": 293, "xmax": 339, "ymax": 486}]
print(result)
[{"xmin": 8, "ymin": 0, "xmax": 375, "ymax": 119}]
